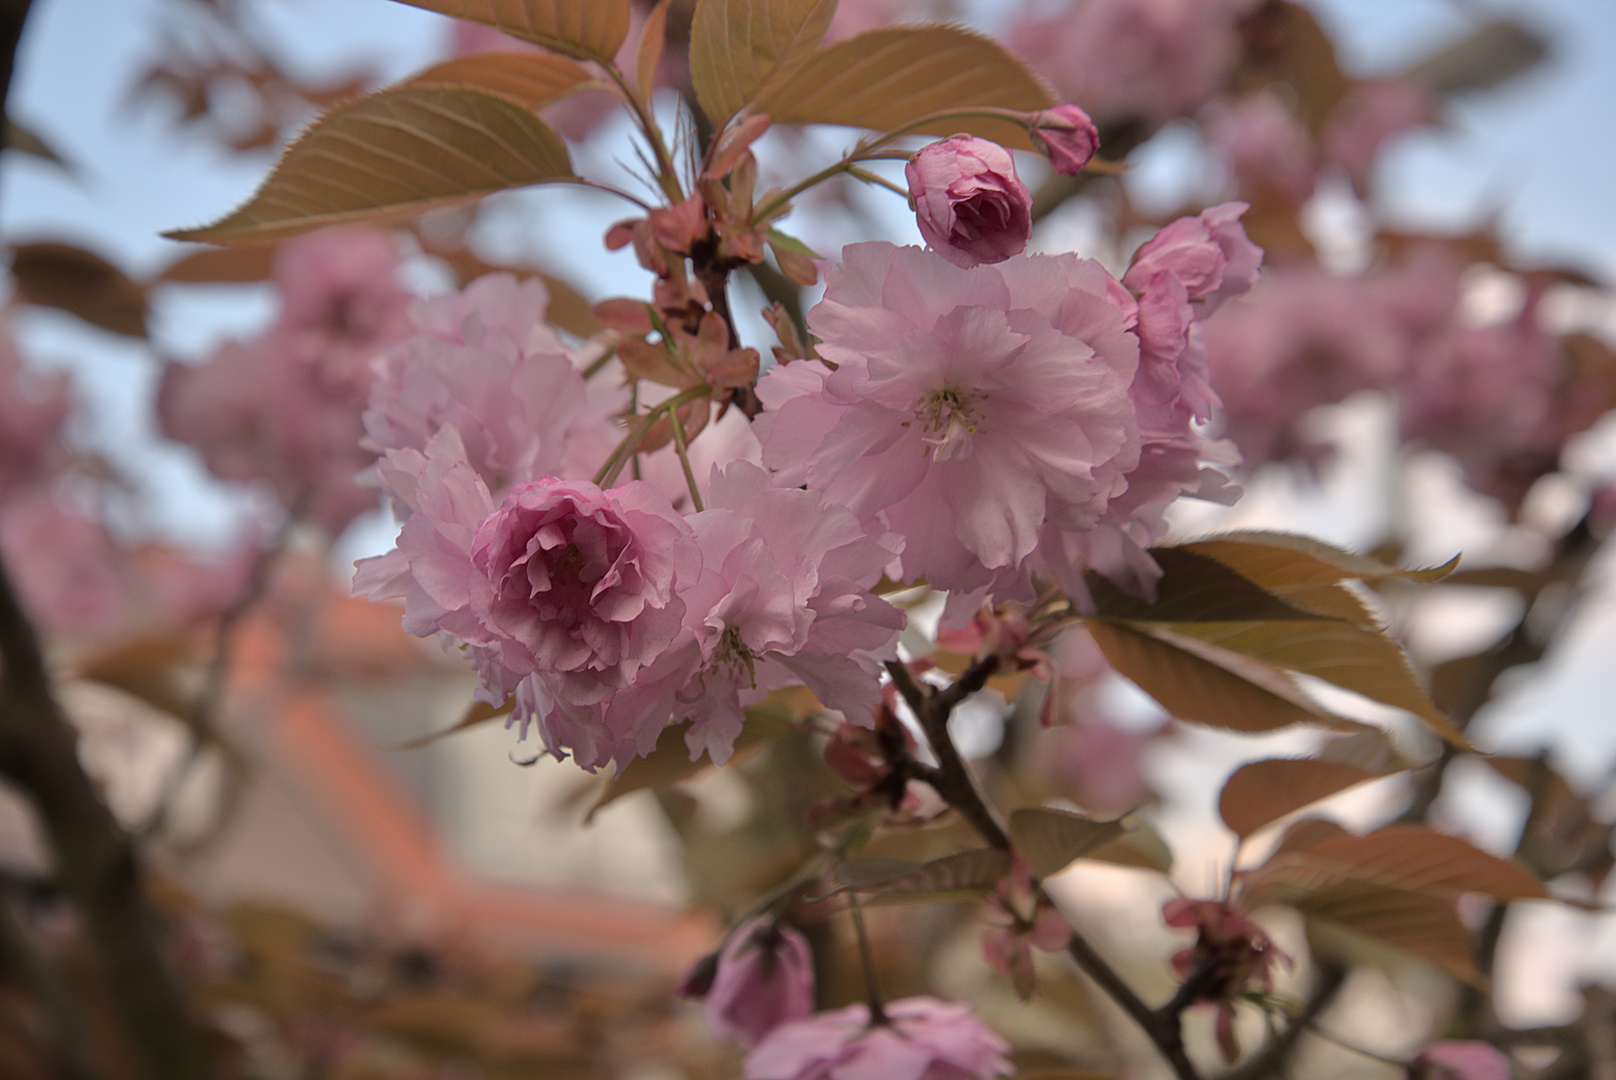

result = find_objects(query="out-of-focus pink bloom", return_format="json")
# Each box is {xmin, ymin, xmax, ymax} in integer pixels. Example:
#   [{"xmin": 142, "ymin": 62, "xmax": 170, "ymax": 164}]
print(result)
[
  {"xmin": 1124, "ymin": 203, "xmax": 1263, "ymax": 320},
  {"xmin": 1030, "ymin": 104, "xmax": 1100, "ymax": 176},
  {"xmin": 757, "ymin": 242, "xmax": 1139, "ymax": 606},
  {"xmin": 364, "ymin": 274, "xmax": 624, "ymax": 498},
  {"xmin": 1008, "ymin": 0, "xmax": 1254, "ymax": 126},
  {"xmin": 1399, "ymin": 292, "xmax": 1562, "ymax": 510},
  {"xmin": 744, "ymin": 997, "xmax": 1013, "ymax": 1080},
  {"xmin": 823, "ymin": 0, "xmax": 910, "ymax": 43},
  {"xmin": 159, "ymin": 337, "xmax": 380, "ymax": 534},
  {"xmin": 270, "ymin": 227, "xmax": 412, "ymax": 395},
  {"xmin": 1408, "ymin": 1042, "xmax": 1510, "ymax": 1080},
  {"xmin": 905, "ymin": 138, "xmax": 1033, "ymax": 268},
  {"xmin": 1202, "ymin": 264, "xmax": 1407, "ymax": 469},
  {"xmin": 1207, "ymin": 93, "xmax": 1317, "ymax": 206},
  {"xmin": 570, "ymin": 461, "xmax": 904, "ymax": 766},
  {"xmin": 354, "ymin": 429, "xmax": 701, "ymax": 769},
  {"xmin": 0, "ymin": 490, "xmax": 126, "ymax": 636},
  {"xmin": 698, "ymin": 917, "xmax": 815, "ymax": 1048},
  {"xmin": 1049, "ymin": 719, "xmax": 1158, "ymax": 813},
  {"xmin": 1323, "ymin": 79, "xmax": 1437, "ymax": 194},
  {"xmin": 0, "ymin": 323, "xmax": 70, "ymax": 506}
]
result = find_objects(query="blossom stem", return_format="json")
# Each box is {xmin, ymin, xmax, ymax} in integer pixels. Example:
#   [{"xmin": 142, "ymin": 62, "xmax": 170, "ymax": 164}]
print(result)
[
  {"xmin": 669, "ymin": 405, "xmax": 704, "ymax": 512},
  {"xmin": 594, "ymin": 384, "xmax": 711, "ymax": 488},
  {"xmin": 846, "ymin": 165, "xmax": 909, "ymax": 199},
  {"xmin": 847, "ymin": 895, "xmax": 888, "ymax": 1026},
  {"xmin": 885, "ymin": 654, "xmax": 1206, "ymax": 1080},
  {"xmin": 598, "ymin": 60, "xmax": 684, "ymax": 205}
]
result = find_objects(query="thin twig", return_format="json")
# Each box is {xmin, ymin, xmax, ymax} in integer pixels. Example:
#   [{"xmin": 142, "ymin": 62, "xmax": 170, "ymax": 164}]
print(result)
[{"xmin": 885, "ymin": 655, "xmax": 1204, "ymax": 1079}]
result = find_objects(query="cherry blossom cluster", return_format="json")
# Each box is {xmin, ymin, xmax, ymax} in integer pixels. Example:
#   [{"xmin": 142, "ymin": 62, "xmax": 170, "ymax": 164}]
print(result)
[{"xmin": 353, "ymin": 132, "xmax": 1260, "ymax": 782}]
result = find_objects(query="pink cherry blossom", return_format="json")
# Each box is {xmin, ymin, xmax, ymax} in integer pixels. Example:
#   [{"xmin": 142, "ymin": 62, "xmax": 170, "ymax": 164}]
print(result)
[
  {"xmin": 364, "ymin": 273, "xmax": 625, "ymax": 498},
  {"xmin": 1030, "ymin": 104, "xmax": 1100, "ymax": 176},
  {"xmin": 354, "ymin": 429, "xmax": 701, "ymax": 768},
  {"xmin": 758, "ymin": 242, "xmax": 1140, "ymax": 604},
  {"xmin": 1123, "ymin": 202, "xmax": 1263, "ymax": 319},
  {"xmin": 553, "ymin": 461, "xmax": 904, "ymax": 768},
  {"xmin": 905, "ymin": 138, "xmax": 1033, "ymax": 268},
  {"xmin": 269, "ymin": 226, "xmax": 412, "ymax": 395},
  {"xmin": 0, "ymin": 321, "xmax": 70, "ymax": 506},
  {"xmin": 1409, "ymin": 1041, "xmax": 1510, "ymax": 1080},
  {"xmin": 744, "ymin": 997, "xmax": 1013, "ymax": 1080},
  {"xmin": 701, "ymin": 917, "xmax": 816, "ymax": 1048}
]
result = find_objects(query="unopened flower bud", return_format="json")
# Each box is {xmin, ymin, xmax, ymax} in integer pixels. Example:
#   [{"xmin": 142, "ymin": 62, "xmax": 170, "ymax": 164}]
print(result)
[
  {"xmin": 1030, "ymin": 104, "xmax": 1100, "ymax": 175},
  {"xmin": 904, "ymin": 137, "xmax": 1032, "ymax": 268}
]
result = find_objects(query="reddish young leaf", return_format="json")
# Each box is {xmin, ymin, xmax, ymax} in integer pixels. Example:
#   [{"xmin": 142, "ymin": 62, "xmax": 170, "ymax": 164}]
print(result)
[
  {"xmin": 1084, "ymin": 620, "xmax": 1367, "ymax": 735},
  {"xmin": 167, "ymin": 86, "xmax": 574, "ymax": 245},
  {"xmin": 396, "ymin": 697, "xmax": 514, "ymax": 751},
  {"xmin": 1218, "ymin": 758, "xmax": 1386, "ymax": 839},
  {"xmin": 1295, "ymin": 882, "xmax": 1482, "ymax": 985},
  {"xmin": 406, "ymin": 51, "xmax": 599, "ymax": 108},
  {"xmin": 689, "ymin": 0, "xmax": 838, "ymax": 129},
  {"xmin": 753, "ymin": 25, "xmax": 1055, "ymax": 151},
  {"xmin": 11, "ymin": 242, "xmax": 148, "ymax": 337},
  {"xmin": 634, "ymin": 0, "xmax": 669, "ymax": 104},
  {"xmin": 387, "ymin": 0, "xmax": 631, "ymax": 64},
  {"xmin": 1009, "ymin": 807, "xmax": 1126, "ymax": 879},
  {"xmin": 1243, "ymin": 824, "xmax": 1548, "ymax": 906}
]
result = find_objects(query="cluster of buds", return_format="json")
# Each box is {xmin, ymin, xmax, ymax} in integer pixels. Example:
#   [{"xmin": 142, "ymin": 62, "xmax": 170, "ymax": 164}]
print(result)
[{"xmin": 1162, "ymin": 898, "xmax": 1293, "ymax": 1062}]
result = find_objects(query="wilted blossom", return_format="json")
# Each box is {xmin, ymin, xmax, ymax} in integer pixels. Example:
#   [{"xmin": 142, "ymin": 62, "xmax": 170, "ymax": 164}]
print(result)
[
  {"xmin": 1164, "ymin": 898, "xmax": 1293, "ymax": 1063},
  {"xmin": 1029, "ymin": 104, "xmax": 1100, "ymax": 176},
  {"xmin": 561, "ymin": 461, "xmax": 905, "ymax": 766},
  {"xmin": 353, "ymin": 428, "xmax": 701, "ymax": 768},
  {"xmin": 364, "ymin": 273, "xmax": 624, "ymax": 498},
  {"xmin": 269, "ymin": 226, "xmax": 413, "ymax": 395},
  {"xmin": 695, "ymin": 916, "xmax": 815, "ymax": 1048},
  {"xmin": 744, "ymin": 997, "xmax": 1013, "ymax": 1080},
  {"xmin": 0, "ymin": 323, "xmax": 70, "ymax": 506},
  {"xmin": 905, "ymin": 137, "xmax": 1033, "ymax": 268},
  {"xmin": 1008, "ymin": 0, "xmax": 1253, "ymax": 127},
  {"xmin": 756, "ymin": 242, "xmax": 1140, "ymax": 609},
  {"xmin": 1408, "ymin": 1041, "xmax": 1511, "ymax": 1080}
]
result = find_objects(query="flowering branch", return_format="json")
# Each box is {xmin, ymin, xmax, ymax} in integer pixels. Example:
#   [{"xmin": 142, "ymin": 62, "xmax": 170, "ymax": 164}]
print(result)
[{"xmin": 885, "ymin": 656, "xmax": 1206, "ymax": 1080}]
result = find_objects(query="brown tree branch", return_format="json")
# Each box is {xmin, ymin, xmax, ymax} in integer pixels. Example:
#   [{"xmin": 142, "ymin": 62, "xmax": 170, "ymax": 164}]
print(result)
[
  {"xmin": 0, "ymin": 557, "xmax": 208, "ymax": 1080},
  {"xmin": 885, "ymin": 656, "xmax": 1205, "ymax": 1080}
]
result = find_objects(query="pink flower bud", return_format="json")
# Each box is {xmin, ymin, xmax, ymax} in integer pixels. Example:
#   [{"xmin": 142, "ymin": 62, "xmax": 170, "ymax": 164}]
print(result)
[
  {"xmin": 1030, "ymin": 104, "xmax": 1100, "ymax": 175},
  {"xmin": 703, "ymin": 917, "xmax": 816, "ymax": 1048},
  {"xmin": 904, "ymin": 137, "xmax": 1032, "ymax": 268},
  {"xmin": 1409, "ymin": 1042, "xmax": 1511, "ymax": 1080}
]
